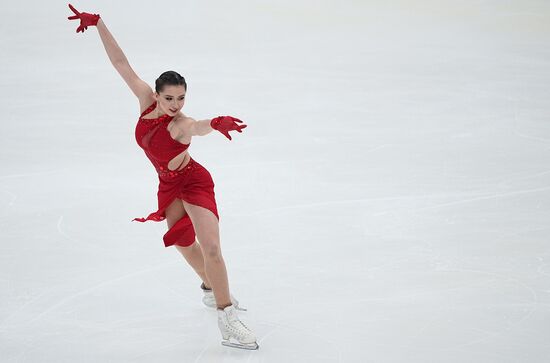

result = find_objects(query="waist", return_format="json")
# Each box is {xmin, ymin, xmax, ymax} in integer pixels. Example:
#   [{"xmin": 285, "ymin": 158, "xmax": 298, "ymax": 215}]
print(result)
[{"xmin": 157, "ymin": 156, "xmax": 194, "ymax": 178}]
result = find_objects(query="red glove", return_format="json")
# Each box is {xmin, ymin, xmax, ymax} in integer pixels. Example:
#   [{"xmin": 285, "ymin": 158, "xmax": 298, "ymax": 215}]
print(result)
[
  {"xmin": 210, "ymin": 116, "xmax": 247, "ymax": 141},
  {"xmin": 67, "ymin": 4, "xmax": 100, "ymax": 33}
]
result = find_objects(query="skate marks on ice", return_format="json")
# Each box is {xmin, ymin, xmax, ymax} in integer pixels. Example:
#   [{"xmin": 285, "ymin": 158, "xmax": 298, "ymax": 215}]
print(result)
[
  {"xmin": 408, "ymin": 184, "xmax": 550, "ymax": 214},
  {"xmin": 222, "ymin": 152, "xmax": 550, "ymax": 219},
  {"xmin": 0, "ymin": 189, "xmax": 17, "ymax": 207},
  {"xmin": 181, "ymin": 319, "xmax": 342, "ymax": 363},
  {"xmin": 0, "ymin": 169, "xmax": 61, "ymax": 182},
  {"xmin": 229, "ymin": 190, "xmax": 483, "ymax": 218},
  {"xmin": 437, "ymin": 268, "xmax": 539, "ymax": 349},
  {"xmin": 366, "ymin": 267, "xmax": 539, "ymax": 350},
  {"xmin": 510, "ymin": 97, "xmax": 550, "ymax": 146},
  {"xmin": 0, "ymin": 214, "xmax": 104, "ymax": 329},
  {"xmin": 228, "ymin": 183, "xmax": 549, "ymax": 219},
  {"xmin": 56, "ymin": 215, "xmax": 105, "ymax": 250},
  {"xmin": 0, "ymin": 169, "xmax": 63, "ymax": 209},
  {"xmin": 536, "ymin": 261, "xmax": 550, "ymax": 281},
  {"xmin": 249, "ymin": 320, "xmax": 343, "ymax": 363},
  {"xmin": 131, "ymin": 312, "xmax": 342, "ymax": 363},
  {"xmin": 0, "ymin": 259, "xmax": 180, "ymax": 330}
]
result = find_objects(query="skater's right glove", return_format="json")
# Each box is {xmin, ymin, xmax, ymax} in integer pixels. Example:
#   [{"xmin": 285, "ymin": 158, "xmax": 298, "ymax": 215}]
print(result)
[
  {"xmin": 210, "ymin": 116, "xmax": 247, "ymax": 141},
  {"xmin": 67, "ymin": 3, "xmax": 101, "ymax": 33}
]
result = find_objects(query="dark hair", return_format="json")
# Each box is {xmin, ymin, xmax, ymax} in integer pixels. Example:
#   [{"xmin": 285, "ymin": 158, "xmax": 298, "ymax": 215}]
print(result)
[{"xmin": 155, "ymin": 71, "xmax": 187, "ymax": 93}]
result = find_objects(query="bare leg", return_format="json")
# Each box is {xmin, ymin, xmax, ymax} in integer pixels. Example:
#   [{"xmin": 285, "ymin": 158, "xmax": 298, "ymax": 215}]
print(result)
[
  {"xmin": 169, "ymin": 201, "xmax": 256, "ymax": 348},
  {"xmin": 182, "ymin": 201, "xmax": 231, "ymax": 309},
  {"xmin": 165, "ymin": 198, "xmax": 211, "ymax": 288},
  {"xmin": 175, "ymin": 243, "xmax": 211, "ymax": 288}
]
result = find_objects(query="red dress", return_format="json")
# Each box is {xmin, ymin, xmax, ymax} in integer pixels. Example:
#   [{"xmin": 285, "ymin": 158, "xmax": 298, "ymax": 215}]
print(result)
[{"xmin": 133, "ymin": 101, "xmax": 219, "ymax": 248}]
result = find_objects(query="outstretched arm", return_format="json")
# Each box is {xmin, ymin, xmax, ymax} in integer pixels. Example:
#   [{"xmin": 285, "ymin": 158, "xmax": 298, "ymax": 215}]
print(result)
[
  {"xmin": 190, "ymin": 119, "xmax": 215, "ymax": 136},
  {"xmin": 182, "ymin": 116, "xmax": 247, "ymax": 140},
  {"xmin": 95, "ymin": 19, "xmax": 152, "ymax": 101},
  {"xmin": 67, "ymin": 4, "xmax": 152, "ymax": 105}
]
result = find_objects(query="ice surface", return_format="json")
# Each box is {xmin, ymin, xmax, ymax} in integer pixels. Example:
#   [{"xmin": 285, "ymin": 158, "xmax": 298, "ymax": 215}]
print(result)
[{"xmin": 1, "ymin": 1, "xmax": 550, "ymax": 362}]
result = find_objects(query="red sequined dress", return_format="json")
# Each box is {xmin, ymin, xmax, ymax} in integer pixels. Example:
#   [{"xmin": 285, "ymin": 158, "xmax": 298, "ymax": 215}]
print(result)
[{"xmin": 133, "ymin": 101, "xmax": 219, "ymax": 247}]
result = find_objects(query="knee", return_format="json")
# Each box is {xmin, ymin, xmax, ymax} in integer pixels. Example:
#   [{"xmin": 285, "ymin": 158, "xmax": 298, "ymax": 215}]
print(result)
[{"xmin": 201, "ymin": 240, "xmax": 222, "ymax": 260}]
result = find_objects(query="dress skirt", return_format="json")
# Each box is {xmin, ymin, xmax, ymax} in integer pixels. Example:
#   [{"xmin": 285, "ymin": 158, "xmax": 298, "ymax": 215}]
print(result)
[{"xmin": 133, "ymin": 158, "xmax": 219, "ymax": 247}]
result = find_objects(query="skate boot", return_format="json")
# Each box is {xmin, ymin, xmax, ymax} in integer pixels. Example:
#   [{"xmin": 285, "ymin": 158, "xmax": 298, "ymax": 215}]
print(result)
[
  {"xmin": 201, "ymin": 283, "xmax": 246, "ymax": 311},
  {"xmin": 217, "ymin": 304, "xmax": 259, "ymax": 350}
]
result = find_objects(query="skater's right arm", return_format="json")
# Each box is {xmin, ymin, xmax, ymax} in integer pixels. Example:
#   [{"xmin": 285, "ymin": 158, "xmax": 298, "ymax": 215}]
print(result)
[
  {"xmin": 95, "ymin": 19, "xmax": 153, "ymax": 105},
  {"xmin": 68, "ymin": 4, "xmax": 153, "ymax": 106}
]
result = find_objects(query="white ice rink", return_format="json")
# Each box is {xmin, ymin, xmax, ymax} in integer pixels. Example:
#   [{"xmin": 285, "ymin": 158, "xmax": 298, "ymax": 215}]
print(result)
[{"xmin": 1, "ymin": 1, "xmax": 550, "ymax": 362}]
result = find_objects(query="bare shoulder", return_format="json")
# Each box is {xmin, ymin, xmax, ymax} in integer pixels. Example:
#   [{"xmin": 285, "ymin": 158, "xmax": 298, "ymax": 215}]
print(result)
[
  {"xmin": 167, "ymin": 113, "xmax": 194, "ymax": 139},
  {"xmin": 173, "ymin": 113, "xmax": 196, "ymax": 128}
]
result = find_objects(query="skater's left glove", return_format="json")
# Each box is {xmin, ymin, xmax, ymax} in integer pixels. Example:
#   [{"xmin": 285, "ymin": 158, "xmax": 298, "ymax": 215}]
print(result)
[{"xmin": 211, "ymin": 116, "xmax": 247, "ymax": 141}]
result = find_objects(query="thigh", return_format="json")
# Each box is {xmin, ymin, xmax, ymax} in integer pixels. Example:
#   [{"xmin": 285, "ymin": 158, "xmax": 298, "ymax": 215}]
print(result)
[
  {"xmin": 181, "ymin": 201, "xmax": 219, "ymax": 244},
  {"xmin": 165, "ymin": 198, "xmax": 187, "ymax": 229}
]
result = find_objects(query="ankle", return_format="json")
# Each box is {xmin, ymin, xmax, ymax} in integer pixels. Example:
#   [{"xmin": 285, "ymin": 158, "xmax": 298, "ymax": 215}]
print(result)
[
  {"xmin": 217, "ymin": 303, "xmax": 232, "ymax": 311},
  {"xmin": 201, "ymin": 282, "xmax": 212, "ymax": 291}
]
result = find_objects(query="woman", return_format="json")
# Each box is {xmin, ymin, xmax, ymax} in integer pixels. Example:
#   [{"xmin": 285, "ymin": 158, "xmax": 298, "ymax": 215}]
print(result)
[{"xmin": 67, "ymin": 4, "xmax": 258, "ymax": 350}]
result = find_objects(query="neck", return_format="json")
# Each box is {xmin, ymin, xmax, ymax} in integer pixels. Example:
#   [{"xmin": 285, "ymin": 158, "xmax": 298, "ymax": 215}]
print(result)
[{"xmin": 156, "ymin": 103, "xmax": 168, "ymax": 118}]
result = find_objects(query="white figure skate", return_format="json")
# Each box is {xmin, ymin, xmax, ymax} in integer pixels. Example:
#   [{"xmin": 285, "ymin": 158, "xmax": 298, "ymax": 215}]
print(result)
[
  {"xmin": 217, "ymin": 305, "xmax": 259, "ymax": 350},
  {"xmin": 201, "ymin": 283, "xmax": 246, "ymax": 311}
]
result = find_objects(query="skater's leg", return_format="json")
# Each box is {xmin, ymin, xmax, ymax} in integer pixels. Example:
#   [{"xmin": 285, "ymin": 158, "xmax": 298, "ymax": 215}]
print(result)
[
  {"xmin": 174, "ymin": 243, "xmax": 211, "ymax": 288},
  {"xmin": 165, "ymin": 198, "xmax": 211, "ymax": 288},
  {"xmin": 178, "ymin": 201, "xmax": 257, "ymax": 349},
  {"xmin": 181, "ymin": 200, "xmax": 231, "ymax": 309}
]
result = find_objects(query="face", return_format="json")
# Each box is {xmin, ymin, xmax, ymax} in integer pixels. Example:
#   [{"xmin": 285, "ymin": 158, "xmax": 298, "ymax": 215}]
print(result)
[{"xmin": 155, "ymin": 85, "xmax": 186, "ymax": 116}]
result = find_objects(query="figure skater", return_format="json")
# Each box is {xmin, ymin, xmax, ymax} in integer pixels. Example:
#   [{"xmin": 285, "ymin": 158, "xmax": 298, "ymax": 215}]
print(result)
[{"xmin": 67, "ymin": 4, "xmax": 258, "ymax": 350}]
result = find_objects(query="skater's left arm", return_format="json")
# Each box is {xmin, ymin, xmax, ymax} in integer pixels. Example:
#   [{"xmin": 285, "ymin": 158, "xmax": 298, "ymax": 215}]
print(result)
[
  {"xmin": 174, "ymin": 114, "xmax": 247, "ymax": 140},
  {"xmin": 189, "ymin": 118, "xmax": 215, "ymax": 136},
  {"xmin": 172, "ymin": 115, "xmax": 213, "ymax": 137}
]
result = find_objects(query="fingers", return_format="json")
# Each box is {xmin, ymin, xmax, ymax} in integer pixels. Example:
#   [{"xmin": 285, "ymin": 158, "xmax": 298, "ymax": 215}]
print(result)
[
  {"xmin": 227, "ymin": 124, "xmax": 247, "ymax": 138},
  {"xmin": 230, "ymin": 118, "xmax": 245, "ymax": 127},
  {"xmin": 224, "ymin": 116, "xmax": 243, "ymax": 123},
  {"xmin": 213, "ymin": 116, "xmax": 247, "ymax": 140},
  {"xmin": 67, "ymin": 15, "xmax": 79, "ymax": 20},
  {"xmin": 68, "ymin": 4, "xmax": 80, "ymax": 16}
]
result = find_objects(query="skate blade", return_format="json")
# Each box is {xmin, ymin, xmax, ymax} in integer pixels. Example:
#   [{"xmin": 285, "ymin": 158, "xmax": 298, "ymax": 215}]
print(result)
[{"xmin": 222, "ymin": 340, "xmax": 259, "ymax": 350}]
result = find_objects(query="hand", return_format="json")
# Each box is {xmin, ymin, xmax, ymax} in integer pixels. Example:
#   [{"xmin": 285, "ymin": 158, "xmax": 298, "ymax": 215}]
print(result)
[
  {"xmin": 210, "ymin": 116, "xmax": 247, "ymax": 141},
  {"xmin": 67, "ymin": 3, "xmax": 100, "ymax": 33}
]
